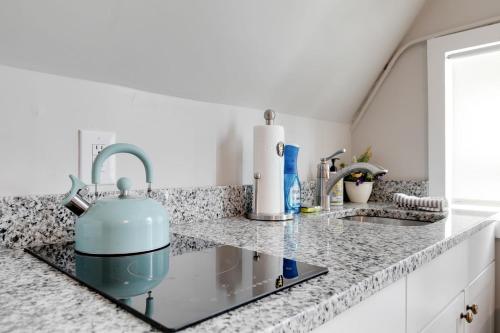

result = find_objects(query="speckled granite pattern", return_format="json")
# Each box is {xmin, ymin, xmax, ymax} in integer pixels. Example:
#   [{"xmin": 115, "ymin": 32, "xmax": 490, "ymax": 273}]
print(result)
[
  {"xmin": 164, "ymin": 185, "xmax": 252, "ymax": 224},
  {"xmin": 298, "ymin": 180, "xmax": 316, "ymax": 204},
  {"xmin": 0, "ymin": 180, "xmax": 428, "ymax": 249},
  {"xmin": 370, "ymin": 179, "xmax": 428, "ymax": 202},
  {"xmin": 0, "ymin": 249, "xmax": 157, "ymax": 333},
  {"xmin": 0, "ymin": 185, "xmax": 249, "ymax": 249},
  {"xmin": 1, "ymin": 203, "xmax": 497, "ymax": 332},
  {"xmin": 0, "ymin": 189, "xmax": 166, "ymax": 249},
  {"xmin": 298, "ymin": 179, "xmax": 429, "ymax": 204}
]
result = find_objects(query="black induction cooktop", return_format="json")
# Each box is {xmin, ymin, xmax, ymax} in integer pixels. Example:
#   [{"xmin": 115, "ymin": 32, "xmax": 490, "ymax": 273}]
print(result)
[{"xmin": 26, "ymin": 233, "xmax": 328, "ymax": 332}]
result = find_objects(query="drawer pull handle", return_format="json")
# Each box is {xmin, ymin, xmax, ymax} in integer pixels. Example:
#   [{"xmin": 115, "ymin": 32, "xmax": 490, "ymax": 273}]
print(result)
[
  {"xmin": 467, "ymin": 304, "xmax": 479, "ymax": 315},
  {"xmin": 461, "ymin": 311, "xmax": 474, "ymax": 323}
]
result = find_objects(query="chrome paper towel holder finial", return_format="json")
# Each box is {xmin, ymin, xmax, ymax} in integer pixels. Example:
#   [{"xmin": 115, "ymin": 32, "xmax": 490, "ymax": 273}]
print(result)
[{"xmin": 264, "ymin": 109, "xmax": 275, "ymax": 125}]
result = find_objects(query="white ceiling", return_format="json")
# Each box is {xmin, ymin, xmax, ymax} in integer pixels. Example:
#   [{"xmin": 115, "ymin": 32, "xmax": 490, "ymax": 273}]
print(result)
[{"xmin": 0, "ymin": 0, "xmax": 426, "ymax": 123}]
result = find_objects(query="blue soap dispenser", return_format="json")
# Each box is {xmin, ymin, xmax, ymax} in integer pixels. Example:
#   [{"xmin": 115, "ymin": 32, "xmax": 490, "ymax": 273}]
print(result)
[{"xmin": 284, "ymin": 144, "xmax": 301, "ymax": 214}]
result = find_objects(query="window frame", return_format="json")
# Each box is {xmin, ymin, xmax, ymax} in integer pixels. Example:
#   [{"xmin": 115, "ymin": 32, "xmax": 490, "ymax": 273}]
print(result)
[{"xmin": 427, "ymin": 22, "xmax": 500, "ymax": 198}]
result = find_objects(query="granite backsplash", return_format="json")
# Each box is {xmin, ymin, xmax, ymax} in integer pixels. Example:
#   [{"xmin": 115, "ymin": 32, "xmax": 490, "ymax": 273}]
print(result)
[{"xmin": 0, "ymin": 179, "xmax": 427, "ymax": 249}]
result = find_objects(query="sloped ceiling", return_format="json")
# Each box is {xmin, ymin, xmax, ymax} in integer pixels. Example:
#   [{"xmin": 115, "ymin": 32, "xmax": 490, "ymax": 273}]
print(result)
[{"xmin": 0, "ymin": 0, "xmax": 426, "ymax": 123}]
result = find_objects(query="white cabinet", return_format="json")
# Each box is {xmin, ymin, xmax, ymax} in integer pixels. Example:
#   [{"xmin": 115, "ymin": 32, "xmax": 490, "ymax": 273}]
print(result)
[
  {"xmin": 418, "ymin": 261, "xmax": 495, "ymax": 333},
  {"xmin": 407, "ymin": 224, "xmax": 495, "ymax": 333},
  {"xmin": 416, "ymin": 262, "xmax": 495, "ymax": 333},
  {"xmin": 467, "ymin": 225, "xmax": 495, "ymax": 282},
  {"xmin": 421, "ymin": 292, "xmax": 465, "ymax": 333},
  {"xmin": 314, "ymin": 224, "xmax": 495, "ymax": 333},
  {"xmin": 465, "ymin": 262, "xmax": 495, "ymax": 333},
  {"xmin": 407, "ymin": 239, "xmax": 468, "ymax": 333},
  {"xmin": 312, "ymin": 278, "xmax": 406, "ymax": 333}
]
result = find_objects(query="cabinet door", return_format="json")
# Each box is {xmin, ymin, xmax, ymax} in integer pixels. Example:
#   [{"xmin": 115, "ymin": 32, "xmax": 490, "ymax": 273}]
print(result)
[
  {"xmin": 467, "ymin": 224, "xmax": 495, "ymax": 282},
  {"xmin": 407, "ymin": 239, "xmax": 468, "ymax": 332},
  {"xmin": 421, "ymin": 292, "xmax": 465, "ymax": 333},
  {"xmin": 465, "ymin": 262, "xmax": 495, "ymax": 333},
  {"xmin": 312, "ymin": 278, "xmax": 405, "ymax": 333}
]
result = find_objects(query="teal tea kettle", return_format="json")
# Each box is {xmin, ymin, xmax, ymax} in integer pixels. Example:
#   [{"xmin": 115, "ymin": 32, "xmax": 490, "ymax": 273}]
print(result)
[{"xmin": 62, "ymin": 143, "xmax": 170, "ymax": 255}]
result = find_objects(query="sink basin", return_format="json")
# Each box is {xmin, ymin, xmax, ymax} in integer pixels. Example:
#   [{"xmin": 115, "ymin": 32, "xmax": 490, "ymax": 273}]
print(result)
[{"xmin": 341, "ymin": 215, "xmax": 431, "ymax": 226}]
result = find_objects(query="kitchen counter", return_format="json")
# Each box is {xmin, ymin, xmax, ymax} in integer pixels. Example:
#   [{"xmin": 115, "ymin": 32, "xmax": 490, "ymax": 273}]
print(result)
[{"xmin": 0, "ymin": 202, "xmax": 497, "ymax": 332}]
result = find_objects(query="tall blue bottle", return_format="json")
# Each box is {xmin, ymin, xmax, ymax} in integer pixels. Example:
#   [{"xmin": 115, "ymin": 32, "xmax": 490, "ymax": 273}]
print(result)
[{"xmin": 284, "ymin": 144, "xmax": 301, "ymax": 214}]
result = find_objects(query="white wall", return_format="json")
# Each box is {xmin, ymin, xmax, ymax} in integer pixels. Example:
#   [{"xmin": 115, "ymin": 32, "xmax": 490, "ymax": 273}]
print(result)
[
  {"xmin": 0, "ymin": 0, "xmax": 426, "ymax": 123},
  {"xmin": 352, "ymin": 0, "xmax": 500, "ymax": 180},
  {"xmin": 0, "ymin": 65, "xmax": 350, "ymax": 196}
]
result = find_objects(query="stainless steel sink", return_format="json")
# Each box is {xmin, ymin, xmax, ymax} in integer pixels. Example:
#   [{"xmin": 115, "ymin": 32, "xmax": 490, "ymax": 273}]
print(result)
[{"xmin": 341, "ymin": 215, "xmax": 430, "ymax": 226}]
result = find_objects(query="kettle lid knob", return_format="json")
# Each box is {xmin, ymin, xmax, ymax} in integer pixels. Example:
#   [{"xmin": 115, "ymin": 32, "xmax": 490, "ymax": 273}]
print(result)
[{"xmin": 117, "ymin": 177, "xmax": 132, "ymax": 198}]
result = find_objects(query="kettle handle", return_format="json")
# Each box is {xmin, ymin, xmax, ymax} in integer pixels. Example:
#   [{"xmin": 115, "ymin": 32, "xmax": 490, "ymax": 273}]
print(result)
[{"xmin": 92, "ymin": 143, "xmax": 153, "ymax": 185}]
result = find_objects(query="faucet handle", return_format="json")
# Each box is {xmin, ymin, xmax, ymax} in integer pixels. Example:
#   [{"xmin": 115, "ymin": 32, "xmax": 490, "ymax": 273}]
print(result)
[{"xmin": 321, "ymin": 148, "xmax": 346, "ymax": 162}]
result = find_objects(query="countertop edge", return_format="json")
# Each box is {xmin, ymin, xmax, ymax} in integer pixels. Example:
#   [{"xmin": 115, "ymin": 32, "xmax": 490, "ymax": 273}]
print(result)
[{"xmin": 261, "ymin": 217, "xmax": 498, "ymax": 332}]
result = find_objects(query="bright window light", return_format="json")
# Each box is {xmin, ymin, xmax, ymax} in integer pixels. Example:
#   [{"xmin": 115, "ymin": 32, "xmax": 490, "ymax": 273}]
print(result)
[{"xmin": 449, "ymin": 48, "xmax": 500, "ymax": 204}]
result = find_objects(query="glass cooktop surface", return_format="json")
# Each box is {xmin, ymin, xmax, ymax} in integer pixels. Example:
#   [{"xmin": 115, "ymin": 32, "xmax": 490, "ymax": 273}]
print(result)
[{"xmin": 26, "ymin": 233, "xmax": 328, "ymax": 332}]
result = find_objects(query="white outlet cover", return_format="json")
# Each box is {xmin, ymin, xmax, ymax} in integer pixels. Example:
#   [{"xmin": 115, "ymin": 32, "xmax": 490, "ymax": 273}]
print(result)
[{"xmin": 78, "ymin": 130, "xmax": 116, "ymax": 184}]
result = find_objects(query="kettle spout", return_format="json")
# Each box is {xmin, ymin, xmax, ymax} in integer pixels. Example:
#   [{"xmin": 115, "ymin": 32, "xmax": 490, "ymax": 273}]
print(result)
[{"xmin": 61, "ymin": 175, "xmax": 90, "ymax": 216}]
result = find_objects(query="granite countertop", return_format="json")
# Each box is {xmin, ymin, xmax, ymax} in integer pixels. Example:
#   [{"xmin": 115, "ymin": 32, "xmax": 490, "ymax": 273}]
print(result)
[{"xmin": 1, "ymin": 202, "xmax": 497, "ymax": 332}]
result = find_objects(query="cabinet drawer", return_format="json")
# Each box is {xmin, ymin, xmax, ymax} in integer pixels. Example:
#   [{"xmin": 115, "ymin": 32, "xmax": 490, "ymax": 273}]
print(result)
[{"xmin": 407, "ymin": 240, "xmax": 468, "ymax": 333}]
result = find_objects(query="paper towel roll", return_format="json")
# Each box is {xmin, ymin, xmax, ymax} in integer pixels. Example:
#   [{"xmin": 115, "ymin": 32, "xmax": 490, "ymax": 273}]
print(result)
[{"xmin": 253, "ymin": 124, "xmax": 285, "ymax": 214}]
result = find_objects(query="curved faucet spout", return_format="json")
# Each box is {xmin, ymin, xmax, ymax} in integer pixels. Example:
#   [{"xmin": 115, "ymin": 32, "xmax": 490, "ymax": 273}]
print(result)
[
  {"xmin": 316, "ymin": 162, "xmax": 388, "ymax": 211},
  {"xmin": 325, "ymin": 162, "xmax": 387, "ymax": 195}
]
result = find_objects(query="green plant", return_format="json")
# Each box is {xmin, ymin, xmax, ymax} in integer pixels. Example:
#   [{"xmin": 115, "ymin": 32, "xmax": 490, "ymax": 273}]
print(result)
[
  {"xmin": 343, "ymin": 146, "xmax": 375, "ymax": 185},
  {"xmin": 353, "ymin": 146, "xmax": 372, "ymax": 163}
]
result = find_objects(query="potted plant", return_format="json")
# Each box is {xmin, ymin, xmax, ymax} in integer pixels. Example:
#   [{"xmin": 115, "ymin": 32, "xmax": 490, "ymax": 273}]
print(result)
[{"xmin": 343, "ymin": 146, "xmax": 377, "ymax": 203}]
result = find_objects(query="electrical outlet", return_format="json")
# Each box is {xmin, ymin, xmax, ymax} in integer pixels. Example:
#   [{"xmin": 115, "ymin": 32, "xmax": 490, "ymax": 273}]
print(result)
[{"xmin": 79, "ymin": 130, "xmax": 116, "ymax": 184}]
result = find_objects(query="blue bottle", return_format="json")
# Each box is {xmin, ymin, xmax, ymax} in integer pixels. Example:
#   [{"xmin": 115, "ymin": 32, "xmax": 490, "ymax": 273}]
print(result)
[{"xmin": 284, "ymin": 144, "xmax": 301, "ymax": 214}]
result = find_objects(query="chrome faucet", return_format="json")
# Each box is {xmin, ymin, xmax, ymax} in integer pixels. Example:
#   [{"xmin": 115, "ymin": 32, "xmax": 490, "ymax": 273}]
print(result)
[{"xmin": 315, "ymin": 149, "xmax": 388, "ymax": 211}]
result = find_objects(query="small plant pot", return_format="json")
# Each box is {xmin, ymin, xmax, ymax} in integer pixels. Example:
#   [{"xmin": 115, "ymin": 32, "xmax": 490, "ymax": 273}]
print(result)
[{"xmin": 345, "ymin": 181, "xmax": 373, "ymax": 203}]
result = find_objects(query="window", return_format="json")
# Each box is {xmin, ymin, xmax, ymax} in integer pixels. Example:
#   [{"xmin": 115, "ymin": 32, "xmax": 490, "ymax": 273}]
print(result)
[
  {"xmin": 449, "ymin": 48, "xmax": 500, "ymax": 205},
  {"xmin": 427, "ymin": 22, "xmax": 500, "ymax": 211}
]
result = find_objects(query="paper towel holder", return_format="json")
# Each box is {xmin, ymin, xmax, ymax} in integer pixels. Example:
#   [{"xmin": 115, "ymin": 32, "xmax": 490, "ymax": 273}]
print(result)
[
  {"xmin": 246, "ymin": 172, "xmax": 294, "ymax": 221},
  {"xmin": 246, "ymin": 109, "xmax": 293, "ymax": 221}
]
